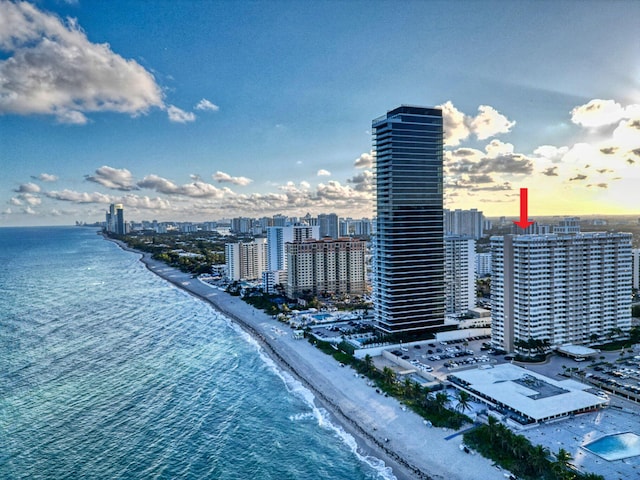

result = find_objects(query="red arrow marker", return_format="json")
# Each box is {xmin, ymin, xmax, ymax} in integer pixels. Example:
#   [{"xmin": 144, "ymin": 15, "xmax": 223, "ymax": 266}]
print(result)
[{"xmin": 513, "ymin": 188, "xmax": 534, "ymax": 229}]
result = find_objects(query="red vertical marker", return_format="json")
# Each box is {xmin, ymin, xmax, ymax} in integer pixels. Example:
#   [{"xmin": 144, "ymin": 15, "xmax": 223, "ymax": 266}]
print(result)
[{"xmin": 513, "ymin": 188, "xmax": 534, "ymax": 229}]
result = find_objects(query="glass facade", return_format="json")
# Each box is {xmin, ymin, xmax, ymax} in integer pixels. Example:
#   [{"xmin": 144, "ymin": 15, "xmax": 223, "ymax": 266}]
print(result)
[{"xmin": 373, "ymin": 106, "xmax": 445, "ymax": 333}]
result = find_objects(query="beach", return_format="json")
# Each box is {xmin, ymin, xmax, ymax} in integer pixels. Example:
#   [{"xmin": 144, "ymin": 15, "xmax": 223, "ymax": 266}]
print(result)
[{"xmin": 114, "ymin": 239, "xmax": 505, "ymax": 480}]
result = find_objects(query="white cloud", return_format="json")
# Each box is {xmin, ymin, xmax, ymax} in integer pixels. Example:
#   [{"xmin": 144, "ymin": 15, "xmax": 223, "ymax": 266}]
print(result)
[
  {"xmin": 167, "ymin": 105, "xmax": 196, "ymax": 123},
  {"xmin": 212, "ymin": 171, "xmax": 253, "ymax": 186},
  {"xmin": 37, "ymin": 173, "xmax": 58, "ymax": 182},
  {"xmin": 46, "ymin": 189, "xmax": 113, "ymax": 203},
  {"xmin": 571, "ymin": 99, "xmax": 627, "ymax": 128},
  {"xmin": 195, "ymin": 98, "xmax": 219, "ymax": 111},
  {"xmin": 470, "ymin": 105, "xmax": 516, "ymax": 140},
  {"xmin": 15, "ymin": 182, "xmax": 41, "ymax": 193},
  {"xmin": 533, "ymin": 145, "xmax": 570, "ymax": 163},
  {"xmin": 138, "ymin": 174, "xmax": 226, "ymax": 198},
  {"xmin": 354, "ymin": 151, "xmax": 374, "ymax": 168},
  {"xmin": 439, "ymin": 101, "xmax": 470, "ymax": 147},
  {"xmin": 317, "ymin": 169, "xmax": 331, "ymax": 176},
  {"xmin": 0, "ymin": 1, "xmax": 164, "ymax": 123},
  {"xmin": 9, "ymin": 197, "xmax": 22, "ymax": 206},
  {"xmin": 20, "ymin": 193, "xmax": 41, "ymax": 206},
  {"xmin": 86, "ymin": 166, "xmax": 137, "ymax": 191},
  {"xmin": 438, "ymin": 101, "xmax": 516, "ymax": 146}
]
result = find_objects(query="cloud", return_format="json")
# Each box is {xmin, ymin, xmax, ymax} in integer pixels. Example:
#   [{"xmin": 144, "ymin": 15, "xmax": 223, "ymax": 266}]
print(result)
[
  {"xmin": 569, "ymin": 174, "xmax": 587, "ymax": 181},
  {"xmin": 600, "ymin": 147, "xmax": 618, "ymax": 155},
  {"xmin": 317, "ymin": 169, "xmax": 331, "ymax": 176},
  {"xmin": 470, "ymin": 105, "xmax": 516, "ymax": 141},
  {"xmin": 19, "ymin": 193, "xmax": 41, "ymax": 206},
  {"xmin": 195, "ymin": 98, "xmax": 219, "ymax": 111},
  {"xmin": 15, "ymin": 182, "xmax": 41, "ymax": 193},
  {"xmin": 354, "ymin": 151, "xmax": 374, "ymax": 168},
  {"xmin": 46, "ymin": 189, "xmax": 114, "ymax": 203},
  {"xmin": 438, "ymin": 101, "xmax": 515, "ymax": 146},
  {"xmin": 571, "ymin": 99, "xmax": 626, "ymax": 128},
  {"xmin": 85, "ymin": 166, "xmax": 137, "ymax": 191},
  {"xmin": 533, "ymin": 145, "xmax": 569, "ymax": 163},
  {"xmin": 346, "ymin": 170, "xmax": 374, "ymax": 192},
  {"xmin": 212, "ymin": 171, "xmax": 252, "ymax": 186},
  {"xmin": 167, "ymin": 105, "xmax": 196, "ymax": 123},
  {"xmin": 542, "ymin": 166, "xmax": 558, "ymax": 176},
  {"xmin": 36, "ymin": 173, "xmax": 58, "ymax": 182},
  {"xmin": 0, "ymin": 1, "xmax": 163, "ymax": 123},
  {"xmin": 138, "ymin": 174, "xmax": 226, "ymax": 198}
]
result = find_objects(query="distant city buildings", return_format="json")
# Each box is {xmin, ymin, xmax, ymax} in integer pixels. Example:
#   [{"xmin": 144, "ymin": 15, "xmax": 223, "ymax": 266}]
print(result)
[
  {"xmin": 491, "ymin": 232, "xmax": 632, "ymax": 352},
  {"xmin": 444, "ymin": 236, "xmax": 476, "ymax": 315},
  {"xmin": 444, "ymin": 208, "xmax": 485, "ymax": 239},
  {"xmin": 105, "ymin": 203, "xmax": 125, "ymax": 235},
  {"xmin": 318, "ymin": 213, "xmax": 339, "ymax": 239},
  {"xmin": 373, "ymin": 105, "xmax": 445, "ymax": 334},
  {"xmin": 266, "ymin": 225, "xmax": 319, "ymax": 272},
  {"xmin": 285, "ymin": 238, "xmax": 366, "ymax": 299},
  {"xmin": 225, "ymin": 238, "xmax": 268, "ymax": 281}
]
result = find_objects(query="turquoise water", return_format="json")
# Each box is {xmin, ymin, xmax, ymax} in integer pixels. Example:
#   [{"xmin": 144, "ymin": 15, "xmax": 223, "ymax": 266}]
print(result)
[
  {"xmin": 584, "ymin": 432, "xmax": 640, "ymax": 461},
  {"xmin": 0, "ymin": 227, "xmax": 393, "ymax": 479},
  {"xmin": 312, "ymin": 314, "xmax": 333, "ymax": 321}
]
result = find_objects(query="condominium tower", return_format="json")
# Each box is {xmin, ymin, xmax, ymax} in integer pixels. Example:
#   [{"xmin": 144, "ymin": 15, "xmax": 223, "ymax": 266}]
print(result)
[
  {"xmin": 445, "ymin": 236, "xmax": 476, "ymax": 315},
  {"xmin": 225, "ymin": 238, "xmax": 268, "ymax": 281},
  {"xmin": 491, "ymin": 232, "xmax": 632, "ymax": 352},
  {"xmin": 373, "ymin": 106, "xmax": 445, "ymax": 333},
  {"xmin": 285, "ymin": 238, "xmax": 366, "ymax": 299}
]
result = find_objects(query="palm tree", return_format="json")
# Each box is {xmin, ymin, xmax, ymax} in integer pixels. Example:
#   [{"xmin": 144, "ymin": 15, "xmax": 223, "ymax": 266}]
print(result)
[
  {"xmin": 403, "ymin": 377, "xmax": 413, "ymax": 397},
  {"xmin": 553, "ymin": 448, "xmax": 574, "ymax": 478},
  {"xmin": 528, "ymin": 444, "xmax": 550, "ymax": 476},
  {"xmin": 363, "ymin": 354, "xmax": 374, "ymax": 374},
  {"xmin": 455, "ymin": 390, "xmax": 472, "ymax": 413},
  {"xmin": 434, "ymin": 391, "xmax": 449, "ymax": 412},
  {"xmin": 382, "ymin": 366, "xmax": 396, "ymax": 386}
]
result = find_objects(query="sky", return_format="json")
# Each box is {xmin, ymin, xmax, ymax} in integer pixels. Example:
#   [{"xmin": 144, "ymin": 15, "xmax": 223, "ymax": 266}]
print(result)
[{"xmin": 1, "ymin": 0, "xmax": 640, "ymax": 226}]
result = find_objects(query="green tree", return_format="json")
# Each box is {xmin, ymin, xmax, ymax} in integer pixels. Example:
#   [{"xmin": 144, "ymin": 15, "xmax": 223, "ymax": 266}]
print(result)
[
  {"xmin": 363, "ymin": 354, "xmax": 374, "ymax": 374},
  {"xmin": 382, "ymin": 366, "xmax": 396, "ymax": 386},
  {"xmin": 455, "ymin": 390, "xmax": 472, "ymax": 413}
]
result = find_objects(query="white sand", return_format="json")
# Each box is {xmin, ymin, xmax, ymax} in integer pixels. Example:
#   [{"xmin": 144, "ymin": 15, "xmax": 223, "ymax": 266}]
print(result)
[{"xmin": 116, "ymin": 241, "xmax": 505, "ymax": 480}]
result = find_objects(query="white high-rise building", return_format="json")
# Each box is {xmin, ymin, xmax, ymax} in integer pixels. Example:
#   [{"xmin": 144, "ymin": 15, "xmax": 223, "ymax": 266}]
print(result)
[
  {"xmin": 225, "ymin": 238, "xmax": 268, "ymax": 281},
  {"xmin": 475, "ymin": 252, "xmax": 492, "ymax": 277},
  {"xmin": 445, "ymin": 236, "xmax": 476, "ymax": 315},
  {"xmin": 444, "ymin": 208, "xmax": 484, "ymax": 239},
  {"xmin": 491, "ymin": 232, "xmax": 632, "ymax": 352},
  {"xmin": 285, "ymin": 238, "xmax": 366, "ymax": 299},
  {"xmin": 266, "ymin": 225, "xmax": 319, "ymax": 272},
  {"xmin": 633, "ymin": 248, "xmax": 640, "ymax": 290}
]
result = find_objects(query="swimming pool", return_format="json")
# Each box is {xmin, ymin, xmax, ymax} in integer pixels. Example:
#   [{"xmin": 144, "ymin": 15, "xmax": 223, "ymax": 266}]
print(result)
[
  {"xmin": 312, "ymin": 313, "xmax": 333, "ymax": 321},
  {"xmin": 584, "ymin": 432, "xmax": 640, "ymax": 461}
]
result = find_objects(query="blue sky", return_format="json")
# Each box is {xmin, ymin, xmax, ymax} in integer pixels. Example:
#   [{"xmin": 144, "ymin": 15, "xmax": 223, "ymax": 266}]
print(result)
[{"xmin": 1, "ymin": 0, "xmax": 640, "ymax": 226}]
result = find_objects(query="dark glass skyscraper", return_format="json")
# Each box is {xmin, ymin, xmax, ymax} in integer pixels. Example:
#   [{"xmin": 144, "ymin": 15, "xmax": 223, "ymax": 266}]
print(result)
[{"xmin": 373, "ymin": 106, "xmax": 445, "ymax": 333}]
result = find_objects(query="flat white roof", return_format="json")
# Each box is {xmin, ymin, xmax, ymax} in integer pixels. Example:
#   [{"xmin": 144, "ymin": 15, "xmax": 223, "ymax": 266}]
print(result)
[
  {"xmin": 557, "ymin": 344, "xmax": 599, "ymax": 356},
  {"xmin": 450, "ymin": 364, "xmax": 606, "ymax": 422}
]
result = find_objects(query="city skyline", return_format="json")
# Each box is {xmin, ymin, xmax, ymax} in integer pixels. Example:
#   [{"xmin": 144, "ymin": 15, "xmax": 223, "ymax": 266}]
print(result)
[{"xmin": 2, "ymin": 0, "xmax": 640, "ymax": 227}]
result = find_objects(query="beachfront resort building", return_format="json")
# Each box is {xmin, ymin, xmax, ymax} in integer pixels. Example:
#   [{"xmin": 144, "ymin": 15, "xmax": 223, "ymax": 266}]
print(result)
[
  {"xmin": 105, "ymin": 203, "xmax": 125, "ymax": 235},
  {"xmin": 285, "ymin": 238, "xmax": 366, "ymax": 299},
  {"xmin": 444, "ymin": 235, "xmax": 476, "ymax": 315},
  {"xmin": 448, "ymin": 363, "xmax": 608, "ymax": 425},
  {"xmin": 225, "ymin": 238, "xmax": 268, "ymax": 281},
  {"xmin": 491, "ymin": 232, "xmax": 632, "ymax": 352},
  {"xmin": 373, "ymin": 105, "xmax": 445, "ymax": 334}
]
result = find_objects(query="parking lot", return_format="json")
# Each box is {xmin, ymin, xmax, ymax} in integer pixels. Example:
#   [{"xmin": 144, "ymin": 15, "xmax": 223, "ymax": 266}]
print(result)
[{"xmin": 384, "ymin": 335, "xmax": 494, "ymax": 379}]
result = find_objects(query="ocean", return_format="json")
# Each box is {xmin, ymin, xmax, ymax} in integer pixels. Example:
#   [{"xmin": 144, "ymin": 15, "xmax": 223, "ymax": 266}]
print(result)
[{"xmin": 0, "ymin": 227, "xmax": 393, "ymax": 480}]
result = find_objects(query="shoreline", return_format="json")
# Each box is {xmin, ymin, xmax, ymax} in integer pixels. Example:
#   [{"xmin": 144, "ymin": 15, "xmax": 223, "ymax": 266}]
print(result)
[{"xmin": 109, "ymin": 237, "xmax": 504, "ymax": 480}]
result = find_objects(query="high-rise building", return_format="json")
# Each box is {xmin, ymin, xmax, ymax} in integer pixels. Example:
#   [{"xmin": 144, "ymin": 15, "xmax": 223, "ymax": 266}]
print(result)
[
  {"xmin": 373, "ymin": 105, "xmax": 445, "ymax": 334},
  {"xmin": 285, "ymin": 238, "xmax": 366, "ymax": 299},
  {"xmin": 105, "ymin": 203, "xmax": 125, "ymax": 234},
  {"xmin": 445, "ymin": 236, "xmax": 476, "ymax": 315},
  {"xmin": 491, "ymin": 232, "xmax": 632, "ymax": 352},
  {"xmin": 444, "ymin": 208, "xmax": 485, "ymax": 239},
  {"xmin": 225, "ymin": 238, "xmax": 268, "ymax": 281},
  {"xmin": 318, "ymin": 213, "xmax": 339, "ymax": 239},
  {"xmin": 266, "ymin": 225, "xmax": 319, "ymax": 272},
  {"xmin": 632, "ymin": 249, "xmax": 640, "ymax": 290},
  {"xmin": 475, "ymin": 252, "xmax": 492, "ymax": 277}
]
